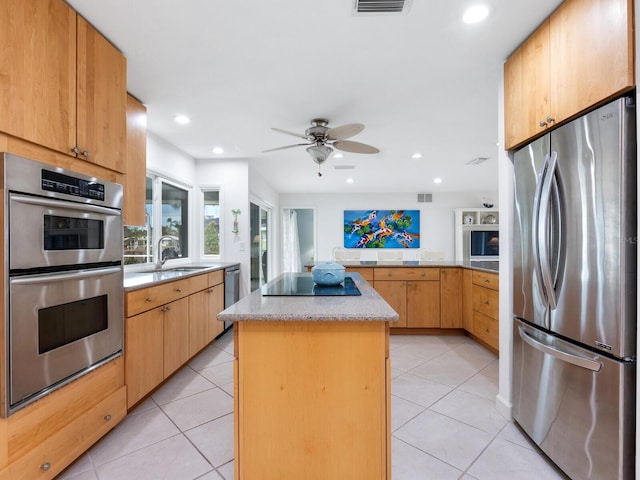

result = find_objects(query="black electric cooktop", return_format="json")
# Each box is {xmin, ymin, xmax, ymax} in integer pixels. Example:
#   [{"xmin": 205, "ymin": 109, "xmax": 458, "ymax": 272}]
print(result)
[{"xmin": 261, "ymin": 273, "xmax": 361, "ymax": 296}]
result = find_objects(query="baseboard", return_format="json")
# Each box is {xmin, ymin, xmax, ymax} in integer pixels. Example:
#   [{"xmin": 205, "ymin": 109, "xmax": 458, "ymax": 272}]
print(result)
[{"xmin": 495, "ymin": 393, "xmax": 512, "ymax": 420}]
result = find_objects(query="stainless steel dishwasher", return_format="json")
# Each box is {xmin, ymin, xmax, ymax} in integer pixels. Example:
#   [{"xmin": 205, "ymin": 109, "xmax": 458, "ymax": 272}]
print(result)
[{"xmin": 224, "ymin": 265, "xmax": 240, "ymax": 331}]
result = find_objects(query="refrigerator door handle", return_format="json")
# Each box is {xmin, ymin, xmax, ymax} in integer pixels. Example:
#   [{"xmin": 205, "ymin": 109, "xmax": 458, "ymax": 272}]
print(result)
[
  {"xmin": 518, "ymin": 326, "xmax": 602, "ymax": 372},
  {"xmin": 532, "ymin": 153, "xmax": 550, "ymax": 307},
  {"xmin": 537, "ymin": 150, "xmax": 558, "ymax": 310}
]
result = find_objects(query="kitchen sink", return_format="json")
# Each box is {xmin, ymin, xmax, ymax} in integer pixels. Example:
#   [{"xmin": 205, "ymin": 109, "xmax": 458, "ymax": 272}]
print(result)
[{"xmin": 158, "ymin": 266, "xmax": 210, "ymax": 273}]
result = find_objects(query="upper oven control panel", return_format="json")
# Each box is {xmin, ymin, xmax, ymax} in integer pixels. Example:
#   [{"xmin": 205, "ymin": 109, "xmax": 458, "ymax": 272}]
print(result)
[
  {"xmin": 41, "ymin": 169, "xmax": 105, "ymax": 201},
  {"xmin": 2, "ymin": 152, "xmax": 122, "ymax": 210}
]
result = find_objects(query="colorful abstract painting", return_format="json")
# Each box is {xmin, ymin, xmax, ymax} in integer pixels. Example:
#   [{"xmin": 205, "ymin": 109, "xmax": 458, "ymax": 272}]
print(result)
[{"xmin": 343, "ymin": 210, "xmax": 420, "ymax": 248}]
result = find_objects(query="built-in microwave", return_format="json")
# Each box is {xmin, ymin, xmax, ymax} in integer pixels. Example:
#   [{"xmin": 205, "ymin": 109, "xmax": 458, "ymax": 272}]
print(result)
[{"xmin": 470, "ymin": 229, "xmax": 499, "ymax": 260}]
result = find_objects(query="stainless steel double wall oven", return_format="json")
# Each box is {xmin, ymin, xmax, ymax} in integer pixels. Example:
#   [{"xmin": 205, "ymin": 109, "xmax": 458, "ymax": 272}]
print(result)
[{"xmin": 3, "ymin": 153, "xmax": 124, "ymax": 416}]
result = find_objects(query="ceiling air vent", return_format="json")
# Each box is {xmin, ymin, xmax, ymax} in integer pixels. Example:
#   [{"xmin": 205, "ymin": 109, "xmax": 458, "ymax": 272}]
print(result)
[
  {"xmin": 353, "ymin": 0, "xmax": 412, "ymax": 15},
  {"xmin": 417, "ymin": 193, "xmax": 432, "ymax": 203},
  {"xmin": 334, "ymin": 165, "xmax": 355, "ymax": 170},
  {"xmin": 466, "ymin": 157, "xmax": 490, "ymax": 165}
]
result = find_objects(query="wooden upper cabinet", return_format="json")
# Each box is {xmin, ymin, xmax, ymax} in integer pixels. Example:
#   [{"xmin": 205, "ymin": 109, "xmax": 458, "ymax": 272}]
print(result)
[
  {"xmin": 77, "ymin": 16, "xmax": 127, "ymax": 173},
  {"xmin": 504, "ymin": 20, "xmax": 551, "ymax": 150},
  {"xmin": 0, "ymin": 0, "xmax": 127, "ymax": 172},
  {"xmin": 504, "ymin": 0, "xmax": 634, "ymax": 150},
  {"xmin": 124, "ymin": 94, "xmax": 147, "ymax": 226},
  {"xmin": 550, "ymin": 0, "xmax": 634, "ymax": 122},
  {"xmin": 0, "ymin": 0, "xmax": 77, "ymax": 154}
]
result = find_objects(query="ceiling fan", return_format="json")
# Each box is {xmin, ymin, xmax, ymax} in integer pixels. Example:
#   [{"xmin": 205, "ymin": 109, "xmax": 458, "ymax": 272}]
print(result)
[{"xmin": 264, "ymin": 118, "xmax": 380, "ymax": 175}]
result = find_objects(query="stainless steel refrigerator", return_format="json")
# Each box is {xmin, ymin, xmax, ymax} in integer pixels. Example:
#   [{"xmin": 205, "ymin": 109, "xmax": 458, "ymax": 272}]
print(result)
[{"xmin": 512, "ymin": 95, "xmax": 636, "ymax": 480}]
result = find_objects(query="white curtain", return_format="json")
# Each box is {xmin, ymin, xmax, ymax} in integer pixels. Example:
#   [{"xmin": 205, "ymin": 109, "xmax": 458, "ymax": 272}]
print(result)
[{"xmin": 282, "ymin": 209, "xmax": 302, "ymax": 272}]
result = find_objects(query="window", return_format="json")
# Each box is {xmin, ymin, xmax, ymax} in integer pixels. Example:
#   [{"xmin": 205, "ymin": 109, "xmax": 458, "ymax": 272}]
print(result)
[
  {"xmin": 161, "ymin": 182, "xmax": 188, "ymax": 259},
  {"xmin": 123, "ymin": 175, "xmax": 189, "ymax": 265},
  {"xmin": 203, "ymin": 190, "xmax": 220, "ymax": 255},
  {"xmin": 123, "ymin": 177, "xmax": 153, "ymax": 265}
]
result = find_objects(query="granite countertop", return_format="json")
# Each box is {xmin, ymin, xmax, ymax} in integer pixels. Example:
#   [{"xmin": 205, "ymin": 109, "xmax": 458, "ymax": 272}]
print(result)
[
  {"xmin": 305, "ymin": 260, "xmax": 499, "ymax": 274},
  {"xmin": 217, "ymin": 272, "xmax": 399, "ymax": 323},
  {"xmin": 123, "ymin": 262, "xmax": 239, "ymax": 291}
]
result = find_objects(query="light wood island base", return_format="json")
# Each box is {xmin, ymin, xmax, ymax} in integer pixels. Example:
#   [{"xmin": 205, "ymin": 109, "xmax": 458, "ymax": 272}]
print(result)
[
  {"xmin": 220, "ymin": 272, "xmax": 397, "ymax": 480},
  {"xmin": 233, "ymin": 320, "xmax": 391, "ymax": 480}
]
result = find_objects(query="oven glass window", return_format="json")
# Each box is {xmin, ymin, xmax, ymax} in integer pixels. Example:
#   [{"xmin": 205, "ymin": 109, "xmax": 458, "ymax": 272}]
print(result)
[
  {"xmin": 44, "ymin": 215, "xmax": 104, "ymax": 250},
  {"xmin": 38, "ymin": 295, "xmax": 108, "ymax": 354}
]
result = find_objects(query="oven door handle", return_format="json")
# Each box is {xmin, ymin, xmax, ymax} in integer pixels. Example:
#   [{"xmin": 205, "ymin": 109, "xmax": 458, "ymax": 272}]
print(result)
[
  {"xmin": 10, "ymin": 267, "xmax": 122, "ymax": 285},
  {"xmin": 10, "ymin": 194, "xmax": 121, "ymax": 216}
]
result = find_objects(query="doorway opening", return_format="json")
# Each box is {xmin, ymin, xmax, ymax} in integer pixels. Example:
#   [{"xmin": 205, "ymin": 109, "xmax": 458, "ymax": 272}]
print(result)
[{"xmin": 281, "ymin": 207, "xmax": 316, "ymax": 273}]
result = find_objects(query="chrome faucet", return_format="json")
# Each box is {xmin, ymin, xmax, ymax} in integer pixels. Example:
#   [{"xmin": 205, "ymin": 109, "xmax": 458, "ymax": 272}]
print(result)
[{"xmin": 155, "ymin": 235, "xmax": 175, "ymax": 270}]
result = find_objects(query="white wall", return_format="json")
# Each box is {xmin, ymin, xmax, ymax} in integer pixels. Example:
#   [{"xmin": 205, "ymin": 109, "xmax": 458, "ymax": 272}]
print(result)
[
  {"xmin": 496, "ymin": 71, "xmax": 513, "ymax": 419},
  {"xmin": 147, "ymin": 131, "xmax": 196, "ymax": 185},
  {"xmin": 195, "ymin": 159, "xmax": 251, "ymax": 297},
  {"xmin": 279, "ymin": 191, "xmax": 498, "ymax": 263}
]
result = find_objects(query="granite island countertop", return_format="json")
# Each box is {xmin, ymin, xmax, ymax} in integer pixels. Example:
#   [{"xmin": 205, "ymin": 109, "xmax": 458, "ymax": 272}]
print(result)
[{"xmin": 218, "ymin": 272, "xmax": 398, "ymax": 323}]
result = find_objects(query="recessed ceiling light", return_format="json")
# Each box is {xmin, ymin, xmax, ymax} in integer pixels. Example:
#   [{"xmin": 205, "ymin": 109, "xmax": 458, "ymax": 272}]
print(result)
[
  {"xmin": 346, "ymin": 178, "xmax": 354, "ymax": 184},
  {"xmin": 212, "ymin": 147, "xmax": 224, "ymax": 154},
  {"xmin": 412, "ymin": 153, "xmax": 423, "ymax": 159},
  {"xmin": 433, "ymin": 177, "xmax": 442, "ymax": 184},
  {"xmin": 463, "ymin": 5, "xmax": 489, "ymax": 24},
  {"xmin": 175, "ymin": 115, "xmax": 190, "ymax": 125},
  {"xmin": 334, "ymin": 153, "xmax": 344, "ymax": 159}
]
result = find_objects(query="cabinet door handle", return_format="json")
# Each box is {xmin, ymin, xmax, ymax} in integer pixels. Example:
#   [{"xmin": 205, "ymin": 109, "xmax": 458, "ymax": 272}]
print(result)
[
  {"xmin": 165, "ymin": 305, "xmax": 171, "ymax": 312},
  {"xmin": 208, "ymin": 288, "xmax": 214, "ymax": 293},
  {"xmin": 71, "ymin": 146, "xmax": 81, "ymax": 154},
  {"xmin": 82, "ymin": 150, "xmax": 89, "ymax": 157},
  {"xmin": 175, "ymin": 287, "xmax": 182, "ymax": 292},
  {"xmin": 104, "ymin": 414, "xmax": 112, "ymax": 421},
  {"xmin": 546, "ymin": 116, "xmax": 555, "ymax": 124},
  {"xmin": 41, "ymin": 462, "xmax": 51, "ymax": 471},
  {"xmin": 145, "ymin": 297, "xmax": 153, "ymax": 303},
  {"xmin": 539, "ymin": 120, "xmax": 547, "ymax": 127}
]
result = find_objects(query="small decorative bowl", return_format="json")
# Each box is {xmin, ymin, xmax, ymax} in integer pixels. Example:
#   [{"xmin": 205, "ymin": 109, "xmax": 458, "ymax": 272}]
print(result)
[
  {"xmin": 483, "ymin": 201, "xmax": 494, "ymax": 208},
  {"xmin": 311, "ymin": 262, "xmax": 345, "ymax": 286}
]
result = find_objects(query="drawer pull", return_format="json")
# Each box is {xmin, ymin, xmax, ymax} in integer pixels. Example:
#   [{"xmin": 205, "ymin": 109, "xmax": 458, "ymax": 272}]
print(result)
[
  {"xmin": 41, "ymin": 462, "xmax": 51, "ymax": 472},
  {"xmin": 162, "ymin": 305, "xmax": 171, "ymax": 312},
  {"xmin": 208, "ymin": 288, "xmax": 214, "ymax": 293},
  {"xmin": 484, "ymin": 328, "xmax": 490, "ymax": 334},
  {"xmin": 421, "ymin": 272, "xmax": 426, "ymax": 277},
  {"xmin": 484, "ymin": 300, "xmax": 490, "ymax": 305},
  {"xmin": 484, "ymin": 279, "xmax": 490, "ymax": 283},
  {"xmin": 146, "ymin": 297, "xmax": 153, "ymax": 303},
  {"xmin": 176, "ymin": 287, "xmax": 182, "ymax": 292},
  {"xmin": 104, "ymin": 414, "xmax": 112, "ymax": 421}
]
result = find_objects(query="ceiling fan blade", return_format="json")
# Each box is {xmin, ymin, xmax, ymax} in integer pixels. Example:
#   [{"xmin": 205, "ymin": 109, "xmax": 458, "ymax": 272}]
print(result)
[
  {"xmin": 326, "ymin": 123, "xmax": 365, "ymax": 141},
  {"xmin": 262, "ymin": 143, "xmax": 311, "ymax": 153},
  {"xmin": 333, "ymin": 140, "xmax": 380, "ymax": 154},
  {"xmin": 272, "ymin": 127, "xmax": 310, "ymax": 140}
]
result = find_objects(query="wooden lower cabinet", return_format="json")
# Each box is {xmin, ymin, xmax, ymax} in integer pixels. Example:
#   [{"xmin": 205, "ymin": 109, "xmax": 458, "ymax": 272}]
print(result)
[
  {"xmin": 125, "ymin": 307, "xmax": 164, "ymax": 408},
  {"xmin": 374, "ymin": 279, "xmax": 407, "ymax": 327},
  {"xmin": 162, "ymin": 297, "xmax": 190, "ymax": 378},
  {"xmin": 234, "ymin": 321, "xmax": 390, "ymax": 479},
  {"xmin": 189, "ymin": 270, "xmax": 225, "ymax": 356},
  {"xmin": 406, "ymin": 280, "xmax": 440, "ymax": 328},
  {"xmin": 0, "ymin": 358, "xmax": 126, "ymax": 480},
  {"xmin": 373, "ymin": 267, "xmax": 441, "ymax": 330},
  {"xmin": 125, "ymin": 270, "xmax": 227, "ymax": 409},
  {"xmin": 439, "ymin": 268, "xmax": 462, "ymax": 328},
  {"xmin": 467, "ymin": 271, "xmax": 500, "ymax": 352}
]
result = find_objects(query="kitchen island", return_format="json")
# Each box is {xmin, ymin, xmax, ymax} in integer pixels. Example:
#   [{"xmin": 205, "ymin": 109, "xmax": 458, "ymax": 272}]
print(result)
[{"xmin": 218, "ymin": 272, "xmax": 398, "ymax": 480}]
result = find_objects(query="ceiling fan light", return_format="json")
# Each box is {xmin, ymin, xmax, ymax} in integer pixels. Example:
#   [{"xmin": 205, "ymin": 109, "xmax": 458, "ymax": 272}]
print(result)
[{"xmin": 306, "ymin": 145, "xmax": 333, "ymax": 164}]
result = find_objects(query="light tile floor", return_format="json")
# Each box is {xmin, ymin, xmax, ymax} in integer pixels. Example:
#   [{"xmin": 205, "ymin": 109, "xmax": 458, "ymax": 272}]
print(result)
[{"xmin": 56, "ymin": 330, "xmax": 569, "ymax": 480}]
